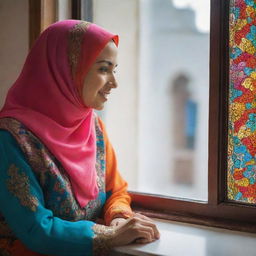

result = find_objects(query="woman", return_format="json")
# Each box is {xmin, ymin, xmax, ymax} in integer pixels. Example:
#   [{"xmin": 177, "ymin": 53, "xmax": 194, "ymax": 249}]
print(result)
[{"xmin": 0, "ymin": 20, "xmax": 159, "ymax": 256}]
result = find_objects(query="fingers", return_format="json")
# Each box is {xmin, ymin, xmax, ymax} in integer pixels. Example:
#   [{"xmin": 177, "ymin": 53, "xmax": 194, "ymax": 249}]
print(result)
[
  {"xmin": 135, "ymin": 238, "xmax": 153, "ymax": 244},
  {"xmin": 132, "ymin": 214, "xmax": 160, "ymax": 240},
  {"xmin": 133, "ymin": 230, "xmax": 153, "ymax": 243},
  {"xmin": 119, "ymin": 214, "xmax": 160, "ymax": 241},
  {"xmin": 133, "ymin": 223, "xmax": 155, "ymax": 241},
  {"xmin": 111, "ymin": 221, "xmax": 153, "ymax": 246},
  {"xmin": 110, "ymin": 214, "xmax": 160, "ymax": 247},
  {"xmin": 135, "ymin": 213, "xmax": 152, "ymax": 221}
]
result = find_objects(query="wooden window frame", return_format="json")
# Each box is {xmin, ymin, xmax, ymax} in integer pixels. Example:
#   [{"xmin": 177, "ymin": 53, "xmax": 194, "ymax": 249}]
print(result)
[
  {"xmin": 29, "ymin": 0, "xmax": 57, "ymax": 48},
  {"xmin": 130, "ymin": 0, "xmax": 256, "ymax": 233},
  {"xmin": 72, "ymin": 0, "xmax": 93, "ymax": 21},
  {"xmin": 31, "ymin": 0, "xmax": 256, "ymax": 233},
  {"xmin": 71, "ymin": 0, "xmax": 81, "ymax": 19}
]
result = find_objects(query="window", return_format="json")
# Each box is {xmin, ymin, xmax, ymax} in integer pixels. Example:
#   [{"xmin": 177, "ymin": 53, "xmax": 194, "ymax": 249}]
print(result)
[
  {"xmin": 82, "ymin": 0, "xmax": 256, "ymax": 232},
  {"xmin": 31, "ymin": 0, "xmax": 256, "ymax": 232},
  {"xmin": 90, "ymin": 0, "xmax": 256, "ymax": 231},
  {"xmin": 90, "ymin": 0, "xmax": 211, "ymax": 202}
]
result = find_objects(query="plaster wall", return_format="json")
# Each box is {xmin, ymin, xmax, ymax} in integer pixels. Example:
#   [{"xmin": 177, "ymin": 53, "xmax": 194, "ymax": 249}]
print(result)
[{"xmin": 0, "ymin": 0, "xmax": 29, "ymax": 108}]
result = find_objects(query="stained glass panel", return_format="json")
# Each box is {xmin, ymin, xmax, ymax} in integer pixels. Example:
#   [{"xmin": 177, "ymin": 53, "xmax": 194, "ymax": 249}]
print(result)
[{"xmin": 228, "ymin": 0, "xmax": 256, "ymax": 203}]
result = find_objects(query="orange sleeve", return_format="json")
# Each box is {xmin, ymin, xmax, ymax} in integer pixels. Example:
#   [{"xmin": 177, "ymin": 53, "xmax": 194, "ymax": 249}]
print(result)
[{"xmin": 97, "ymin": 118, "xmax": 133, "ymax": 226}]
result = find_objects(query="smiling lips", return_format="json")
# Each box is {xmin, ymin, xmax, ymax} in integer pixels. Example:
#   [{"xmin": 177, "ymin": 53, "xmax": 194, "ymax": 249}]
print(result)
[{"xmin": 99, "ymin": 91, "xmax": 110, "ymax": 100}]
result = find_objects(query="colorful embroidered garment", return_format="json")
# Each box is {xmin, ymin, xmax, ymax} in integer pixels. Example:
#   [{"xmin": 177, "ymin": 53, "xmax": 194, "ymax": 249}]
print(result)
[
  {"xmin": 228, "ymin": 0, "xmax": 256, "ymax": 203},
  {"xmin": 0, "ymin": 117, "xmax": 132, "ymax": 256}
]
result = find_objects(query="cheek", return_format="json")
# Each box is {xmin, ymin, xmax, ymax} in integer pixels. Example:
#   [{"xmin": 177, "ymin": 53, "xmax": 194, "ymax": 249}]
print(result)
[
  {"xmin": 92, "ymin": 76, "xmax": 106, "ymax": 93},
  {"xmin": 82, "ymin": 70, "xmax": 106, "ymax": 98},
  {"xmin": 83, "ymin": 78, "xmax": 104, "ymax": 97}
]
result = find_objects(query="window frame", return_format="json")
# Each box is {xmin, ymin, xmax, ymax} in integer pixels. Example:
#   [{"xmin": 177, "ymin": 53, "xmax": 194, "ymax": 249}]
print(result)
[
  {"xmin": 33, "ymin": 0, "xmax": 256, "ymax": 233},
  {"xmin": 29, "ymin": 0, "xmax": 57, "ymax": 48},
  {"xmin": 80, "ymin": 0, "xmax": 256, "ymax": 232},
  {"xmin": 129, "ymin": 0, "xmax": 256, "ymax": 233}
]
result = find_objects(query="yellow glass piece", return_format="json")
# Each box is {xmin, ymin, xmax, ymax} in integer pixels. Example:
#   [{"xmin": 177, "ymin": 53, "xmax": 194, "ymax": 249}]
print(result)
[
  {"xmin": 229, "ymin": 103, "xmax": 246, "ymax": 122},
  {"xmin": 235, "ymin": 19, "xmax": 247, "ymax": 31},
  {"xmin": 242, "ymin": 78, "xmax": 254, "ymax": 91},
  {"xmin": 235, "ymin": 178, "xmax": 250, "ymax": 187},
  {"xmin": 237, "ymin": 125, "xmax": 252, "ymax": 139},
  {"xmin": 246, "ymin": 6, "xmax": 254, "ymax": 16},
  {"xmin": 250, "ymin": 72, "xmax": 256, "ymax": 79},
  {"xmin": 239, "ymin": 38, "xmax": 256, "ymax": 55}
]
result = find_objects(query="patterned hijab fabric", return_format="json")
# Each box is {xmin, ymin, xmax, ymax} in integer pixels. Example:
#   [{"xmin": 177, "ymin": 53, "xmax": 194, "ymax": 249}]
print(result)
[{"xmin": 0, "ymin": 20, "xmax": 118, "ymax": 207}]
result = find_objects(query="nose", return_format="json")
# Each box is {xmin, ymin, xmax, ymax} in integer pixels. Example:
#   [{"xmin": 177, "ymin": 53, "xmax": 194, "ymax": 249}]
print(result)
[
  {"xmin": 108, "ymin": 74, "xmax": 118, "ymax": 88},
  {"xmin": 108, "ymin": 81, "xmax": 118, "ymax": 89}
]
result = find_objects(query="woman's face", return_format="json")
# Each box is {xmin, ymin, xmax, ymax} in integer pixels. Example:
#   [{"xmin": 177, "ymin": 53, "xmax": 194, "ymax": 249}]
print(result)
[{"xmin": 82, "ymin": 41, "xmax": 118, "ymax": 110}]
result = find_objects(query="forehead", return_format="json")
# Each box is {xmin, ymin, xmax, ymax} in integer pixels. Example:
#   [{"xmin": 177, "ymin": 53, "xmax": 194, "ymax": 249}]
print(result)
[{"xmin": 96, "ymin": 41, "xmax": 118, "ymax": 61}]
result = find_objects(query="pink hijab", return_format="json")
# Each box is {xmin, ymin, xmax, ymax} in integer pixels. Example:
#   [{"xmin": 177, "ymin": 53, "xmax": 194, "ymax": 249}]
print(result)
[{"xmin": 0, "ymin": 20, "xmax": 119, "ymax": 208}]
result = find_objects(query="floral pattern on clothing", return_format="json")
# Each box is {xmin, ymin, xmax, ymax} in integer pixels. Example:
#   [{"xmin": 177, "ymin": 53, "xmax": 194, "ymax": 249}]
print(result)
[
  {"xmin": 228, "ymin": 0, "xmax": 256, "ymax": 203},
  {"xmin": 92, "ymin": 224, "xmax": 115, "ymax": 256},
  {"xmin": 0, "ymin": 217, "xmax": 14, "ymax": 239},
  {"xmin": 0, "ymin": 116, "xmax": 106, "ymax": 236},
  {"xmin": 6, "ymin": 164, "xmax": 39, "ymax": 212}
]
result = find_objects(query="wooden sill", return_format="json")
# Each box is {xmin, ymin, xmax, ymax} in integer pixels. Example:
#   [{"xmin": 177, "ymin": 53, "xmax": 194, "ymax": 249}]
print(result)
[{"xmin": 133, "ymin": 207, "xmax": 256, "ymax": 234}]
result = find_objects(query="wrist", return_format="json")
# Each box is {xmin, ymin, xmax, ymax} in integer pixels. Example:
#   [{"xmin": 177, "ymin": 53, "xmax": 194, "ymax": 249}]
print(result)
[
  {"xmin": 92, "ymin": 224, "xmax": 116, "ymax": 255},
  {"xmin": 110, "ymin": 217, "xmax": 127, "ymax": 227}
]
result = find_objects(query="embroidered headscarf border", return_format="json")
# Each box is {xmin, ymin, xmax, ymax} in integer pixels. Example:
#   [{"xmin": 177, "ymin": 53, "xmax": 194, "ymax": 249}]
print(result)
[{"xmin": 68, "ymin": 21, "xmax": 91, "ymax": 77}]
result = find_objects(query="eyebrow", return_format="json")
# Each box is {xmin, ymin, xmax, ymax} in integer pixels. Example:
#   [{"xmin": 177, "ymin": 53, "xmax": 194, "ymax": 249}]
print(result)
[{"xmin": 96, "ymin": 60, "xmax": 118, "ymax": 67}]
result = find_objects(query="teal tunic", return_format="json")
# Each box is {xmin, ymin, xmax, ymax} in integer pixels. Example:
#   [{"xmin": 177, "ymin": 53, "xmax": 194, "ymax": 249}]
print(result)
[{"xmin": 0, "ymin": 118, "xmax": 109, "ymax": 256}]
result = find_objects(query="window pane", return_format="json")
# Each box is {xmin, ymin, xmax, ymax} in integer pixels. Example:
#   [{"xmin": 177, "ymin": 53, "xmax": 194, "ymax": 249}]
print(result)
[
  {"xmin": 92, "ymin": 0, "xmax": 210, "ymax": 201},
  {"xmin": 227, "ymin": 0, "xmax": 256, "ymax": 204}
]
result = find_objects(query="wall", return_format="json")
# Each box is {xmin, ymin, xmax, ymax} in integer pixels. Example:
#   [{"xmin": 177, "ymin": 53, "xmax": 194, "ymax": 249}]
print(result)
[{"xmin": 0, "ymin": 0, "xmax": 29, "ymax": 108}]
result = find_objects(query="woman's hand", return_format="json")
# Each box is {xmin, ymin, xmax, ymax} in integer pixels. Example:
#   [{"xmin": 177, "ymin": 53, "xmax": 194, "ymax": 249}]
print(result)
[
  {"xmin": 110, "ymin": 213, "xmax": 160, "ymax": 247},
  {"xmin": 110, "ymin": 217, "xmax": 127, "ymax": 227}
]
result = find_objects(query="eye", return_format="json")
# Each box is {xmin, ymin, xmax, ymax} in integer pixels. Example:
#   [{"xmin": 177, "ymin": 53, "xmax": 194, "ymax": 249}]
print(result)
[{"xmin": 99, "ymin": 66, "xmax": 109, "ymax": 73}]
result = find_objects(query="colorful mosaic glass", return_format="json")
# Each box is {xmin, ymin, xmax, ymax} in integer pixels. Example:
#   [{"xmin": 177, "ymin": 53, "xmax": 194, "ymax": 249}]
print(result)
[{"xmin": 228, "ymin": 0, "xmax": 256, "ymax": 203}]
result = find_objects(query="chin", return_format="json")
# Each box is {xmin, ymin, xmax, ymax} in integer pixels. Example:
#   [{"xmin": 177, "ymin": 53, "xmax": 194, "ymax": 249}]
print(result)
[{"xmin": 94, "ymin": 104, "xmax": 105, "ymax": 111}]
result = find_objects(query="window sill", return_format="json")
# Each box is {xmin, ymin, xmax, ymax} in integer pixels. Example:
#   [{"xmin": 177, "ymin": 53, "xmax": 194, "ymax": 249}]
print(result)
[{"xmin": 111, "ymin": 218, "xmax": 256, "ymax": 256}]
